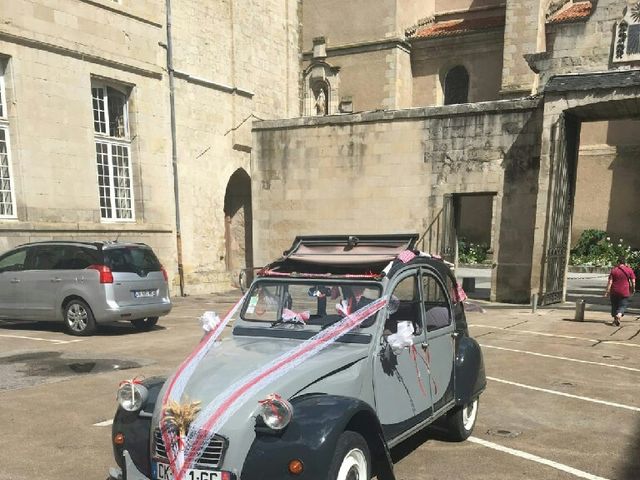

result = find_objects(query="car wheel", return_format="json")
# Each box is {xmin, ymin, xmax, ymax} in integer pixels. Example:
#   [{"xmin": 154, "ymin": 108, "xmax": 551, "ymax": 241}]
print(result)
[
  {"xmin": 131, "ymin": 316, "xmax": 159, "ymax": 331},
  {"xmin": 445, "ymin": 398, "xmax": 479, "ymax": 441},
  {"xmin": 63, "ymin": 299, "xmax": 97, "ymax": 336},
  {"xmin": 328, "ymin": 431, "xmax": 371, "ymax": 480}
]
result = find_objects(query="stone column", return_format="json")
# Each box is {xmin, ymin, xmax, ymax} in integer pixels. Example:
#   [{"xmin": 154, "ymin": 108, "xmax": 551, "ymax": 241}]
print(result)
[{"xmin": 501, "ymin": 0, "xmax": 545, "ymax": 97}]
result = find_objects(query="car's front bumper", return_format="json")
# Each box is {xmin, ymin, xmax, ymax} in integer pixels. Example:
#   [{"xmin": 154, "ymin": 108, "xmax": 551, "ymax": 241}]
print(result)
[{"xmin": 109, "ymin": 451, "xmax": 150, "ymax": 480}]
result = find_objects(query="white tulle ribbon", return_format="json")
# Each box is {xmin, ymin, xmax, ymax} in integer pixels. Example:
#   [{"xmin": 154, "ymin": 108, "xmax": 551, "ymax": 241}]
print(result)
[
  {"xmin": 200, "ymin": 311, "xmax": 221, "ymax": 333},
  {"xmin": 387, "ymin": 320, "xmax": 414, "ymax": 355},
  {"xmin": 159, "ymin": 293, "xmax": 247, "ymax": 477},
  {"xmin": 171, "ymin": 295, "xmax": 389, "ymax": 480}
]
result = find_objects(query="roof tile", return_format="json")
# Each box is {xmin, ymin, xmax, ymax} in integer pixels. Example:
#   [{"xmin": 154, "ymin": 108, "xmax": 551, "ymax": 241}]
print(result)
[
  {"xmin": 547, "ymin": 1, "xmax": 592, "ymax": 24},
  {"xmin": 411, "ymin": 15, "xmax": 506, "ymax": 39}
]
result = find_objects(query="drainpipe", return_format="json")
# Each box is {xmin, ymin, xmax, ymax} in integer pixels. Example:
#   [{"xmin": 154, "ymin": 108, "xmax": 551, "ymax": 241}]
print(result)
[{"xmin": 165, "ymin": 0, "xmax": 185, "ymax": 296}]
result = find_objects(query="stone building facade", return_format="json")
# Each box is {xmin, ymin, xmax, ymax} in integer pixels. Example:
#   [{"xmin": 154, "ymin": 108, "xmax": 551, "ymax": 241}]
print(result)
[
  {"xmin": 2, "ymin": 0, "xmax": 638, "ymax": 302},
  {"xmin": 255, "ymin": 0, "xmax": 640, "ymax": 303},
  {"xmin": 0, "ymin": 0, "xmax": 299, "ymax": 294}
]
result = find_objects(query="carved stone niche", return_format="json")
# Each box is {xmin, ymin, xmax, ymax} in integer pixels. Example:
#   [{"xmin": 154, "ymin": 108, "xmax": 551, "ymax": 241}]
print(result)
[
  {"xmin": 304, "ymin": 38, "xmax": 340, "ymax": 116},
  {"xmin": 613, "ymin": 1, "xmax": 640, "ymax": 63}
]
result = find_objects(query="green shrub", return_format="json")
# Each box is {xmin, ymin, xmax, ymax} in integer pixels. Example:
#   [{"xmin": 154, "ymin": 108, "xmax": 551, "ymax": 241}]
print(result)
[
  {"xmin": 458, "ymin": 238, "xmax": 490, "ymax": 264},
  {"xmin": 570, "ymin": 229, "xmax": 639, "ymax": 267}
]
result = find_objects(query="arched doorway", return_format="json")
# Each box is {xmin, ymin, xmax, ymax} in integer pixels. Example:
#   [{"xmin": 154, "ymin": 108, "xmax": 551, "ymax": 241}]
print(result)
[{"xmin": 224, "ymin": 168, "xmax": 253, "ymax": 282}]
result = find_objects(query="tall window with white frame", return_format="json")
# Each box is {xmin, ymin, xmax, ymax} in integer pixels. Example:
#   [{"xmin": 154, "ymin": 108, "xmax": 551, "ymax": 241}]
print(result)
[
  {"xmin": 0, "ymin": 61, "xmax": 17, "ymax": 219},
  {"xmin": 91, "ymin": 81, "xmax": 135, "ymax": 221}
]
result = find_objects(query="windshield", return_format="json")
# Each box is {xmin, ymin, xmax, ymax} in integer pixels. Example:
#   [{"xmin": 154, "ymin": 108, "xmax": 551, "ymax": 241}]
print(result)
[{"xmin": 241, "ymin": 280, "xmax": 382, "ymax": 330}]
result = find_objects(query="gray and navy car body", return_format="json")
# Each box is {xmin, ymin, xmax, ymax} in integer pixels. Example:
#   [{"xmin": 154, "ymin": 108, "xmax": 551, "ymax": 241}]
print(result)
[{"xmin": 110, "ymin": 234, "xmax": 486, "ymax": 480}]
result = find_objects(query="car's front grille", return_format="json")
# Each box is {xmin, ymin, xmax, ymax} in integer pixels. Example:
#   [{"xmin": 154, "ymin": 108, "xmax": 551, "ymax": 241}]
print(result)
[{"xmin": 153, "ymin": 428, "xmax": 227, "ymax": 469}]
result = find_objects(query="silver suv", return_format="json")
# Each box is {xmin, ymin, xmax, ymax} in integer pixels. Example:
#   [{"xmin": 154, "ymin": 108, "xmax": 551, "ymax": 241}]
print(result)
[{"xmin": 0, "ymin": 241, "xmax": 172, "ymax": 335}]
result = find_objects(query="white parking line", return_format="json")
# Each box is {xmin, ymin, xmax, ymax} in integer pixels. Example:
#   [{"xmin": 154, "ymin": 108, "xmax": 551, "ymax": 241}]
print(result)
[
  {"xmin": 472, "ymin": 324, "xmax": 597, "ymax": 342},
  {"xmin": 480, "ymin": 344, "xmax": 640, "ymax": 373},
  {"xmin": 93, "ymin": 419, "xmax": 114, "ymax": 427},
  {"xmin": 468, "ymin": 436, "xmax": 610, "ymax": 480},
  {"xmin": 488, "ymin": 376, "xmax": 640, "ymax": 412},
  {"xmin": 472, "ymin": 324, "xmax": 640, "ymax": 348},
  {"xmin": 0, "ymin": 334, "xmax": 84, "ymax": 345}
]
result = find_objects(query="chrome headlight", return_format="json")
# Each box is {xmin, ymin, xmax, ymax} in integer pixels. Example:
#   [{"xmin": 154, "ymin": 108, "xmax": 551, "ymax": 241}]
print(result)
[
  {"xmin": 117, "ymin": 381, "xmax": 149, "ymax": 412},
  {"xmin": 257, "ymin": 394, "xmax": 293, "ymax": 430}
]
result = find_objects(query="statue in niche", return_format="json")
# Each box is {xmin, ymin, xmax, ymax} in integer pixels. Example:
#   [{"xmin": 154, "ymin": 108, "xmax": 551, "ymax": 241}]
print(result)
[{"xmin": 314, "ymin": 88, "xmax": 327, "ymax": 116}]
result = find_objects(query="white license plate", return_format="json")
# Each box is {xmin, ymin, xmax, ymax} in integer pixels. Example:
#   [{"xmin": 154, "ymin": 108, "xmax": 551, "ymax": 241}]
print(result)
[
  {"xmin": 154, "ymin": 462, "xmax": 221, "ymax": 480},
  {"xmin": 134, "ymin": 290, "xmax": 157, "ymax": 298}
]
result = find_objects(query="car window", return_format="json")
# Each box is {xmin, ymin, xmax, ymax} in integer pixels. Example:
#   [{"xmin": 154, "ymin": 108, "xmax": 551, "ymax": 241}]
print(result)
[
  {"xmin": 104, "ymin": 247, "xmax": 161, "ymax": 273},
  {"xmin": 242, "ymin": 281, "xmax": 381, "ymax": 330},
  {"xmin": 0, "ymin": 249, "xmax": 27, "ymax": 273},
  {"xmin": 31, "ymin": 246, "xmax": 67, "ymax": 270},
  {"xmin": 386, "ymin": 273, "xmax": 422, "ymax": 335},
  {"xmin": 421, "ymin": 272, "xmax": 452, "ymax": 332},
  {"xmin": 55, "ymin": 246, "xmax": 100, "ymax": 270},
  {"xmin": 444, "ymin": 273, "xmax": 461, "ymax": 304}
]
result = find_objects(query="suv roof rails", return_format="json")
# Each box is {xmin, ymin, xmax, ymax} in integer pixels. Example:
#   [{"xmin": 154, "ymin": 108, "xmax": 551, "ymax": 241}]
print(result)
[{"xmin": 13, "ymin": 240, "xmax": 148, "ymax": 250}]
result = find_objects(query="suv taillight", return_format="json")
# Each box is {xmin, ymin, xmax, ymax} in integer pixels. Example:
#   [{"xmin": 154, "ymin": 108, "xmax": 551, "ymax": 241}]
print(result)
[
  {"xmin": 87, "ymin": 264, "xmax": 114, "ymax": 284},
  {"xmin": 161, "ymin": 266, "xmax": 168, "ymax": 282}
]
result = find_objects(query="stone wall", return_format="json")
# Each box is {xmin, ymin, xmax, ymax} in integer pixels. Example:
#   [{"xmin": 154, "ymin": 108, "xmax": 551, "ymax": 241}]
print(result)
[
  {"xmin": 0, "ymin": 0, "xmax": 176, "ymax": 273},
  {"xmin": 537, "ymin": 0, "xmax": 633, "ymax": 87},
  {"xmin": 501, "ymin": 0, "xmax": 543, "ymax": 95},
  {"xmin": 435, "ymin": 0, "xmax": 501, "ymax": 14},
  {"xmin": 170, "ymin": 0, "xmax": 300, "ymax": 293},
  {"xmin": 573, "ymin": 119, "xmax": 640, "ymax": 249},
  {"xmin": 0, "ymin": 0, "xmax": 301, "ymax": 295},
  {"xmin": 302, "ymin": 0, "xmax": 398, "ymax": 47},
  {"xmin": 411, "ymin": 31, "xmax": 504, "ymax": 106},
  {"xmin": 253, "ymin": 98, "xmax": 542, "ymax": 302}
]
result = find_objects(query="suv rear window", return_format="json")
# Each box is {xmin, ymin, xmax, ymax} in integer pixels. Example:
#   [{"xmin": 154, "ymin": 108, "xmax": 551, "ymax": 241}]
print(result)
[{"xmin": 104, "ymin": 247, "xmax": 161, "ymax": 274}]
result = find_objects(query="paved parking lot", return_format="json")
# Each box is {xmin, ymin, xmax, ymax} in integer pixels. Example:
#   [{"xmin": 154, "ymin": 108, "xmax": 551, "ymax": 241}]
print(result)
[{"xmin": 0, "ymin": 291, "xmax": 638, "ymax": 480}]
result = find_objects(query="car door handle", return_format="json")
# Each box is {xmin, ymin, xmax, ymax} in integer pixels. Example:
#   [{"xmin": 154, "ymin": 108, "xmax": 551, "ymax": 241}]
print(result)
[
  {"xmin": 10, "ymin": 278, "xmax": 20, "ymax": 284},
  {"xmin": 51, "ymin": 278, "xmax": 62, "ymax": 283}
]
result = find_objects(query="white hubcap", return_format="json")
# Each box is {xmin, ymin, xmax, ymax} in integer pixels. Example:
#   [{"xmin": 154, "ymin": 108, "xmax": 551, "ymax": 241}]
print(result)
[
  {"xmin": 67, "ymin": 304, "xmax": 88, "ymax": 332},
  {"xmin": 462, "ymin": 399, "xmax": 479, "ymax": 431},
  {"xmin": 337, "ymin": 448, "xmax": 367, "ymax": 480}
]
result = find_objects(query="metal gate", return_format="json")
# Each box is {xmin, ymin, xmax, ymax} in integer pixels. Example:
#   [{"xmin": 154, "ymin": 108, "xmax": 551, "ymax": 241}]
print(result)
[
  {"xmin": 441, "ymin": 194, "xmax": 457, "ymax": 264},
  {"xmin": 417, "ymin": 194, "xmax": 457, "ymax": 263},
  {"xmin": 540, "ymin": 113, "xmax": 579, "ymax": 305}
]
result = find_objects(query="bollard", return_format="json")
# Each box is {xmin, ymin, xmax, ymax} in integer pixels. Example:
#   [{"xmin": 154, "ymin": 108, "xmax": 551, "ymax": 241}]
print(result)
[
  {"xmin": 462, "ymin": 277, "xmax": 476, "ymax": 293},
  {"xmin": 575, "ymin": 299, "xmax": 585, "ymax": 322},
  {"xmin": 531, "ymin": 294, "xmax": 538, "ymax": 313}
]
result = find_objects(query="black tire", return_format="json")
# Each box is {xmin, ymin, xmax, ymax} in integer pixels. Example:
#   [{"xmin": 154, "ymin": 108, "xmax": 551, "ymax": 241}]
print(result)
[
  {"xmin": 445, "ymin": 398, "xmax": 479, "ymax": 442},
  {"xmin": 131, "ymin": 316, "xmax": 159, "ymax": 331},
  {"xmin": 327, "ymin": 431, "xmax": 371, "ymax": 480},
  {"xmin": 63, "ymin": 299, "xmax": 97, "ymax": 336}
]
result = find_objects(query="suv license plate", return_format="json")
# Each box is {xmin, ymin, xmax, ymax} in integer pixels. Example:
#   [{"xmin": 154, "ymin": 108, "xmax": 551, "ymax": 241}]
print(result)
[
  {"xmin": 154, "ymin": 462, "xmax": 221, "ymax": 480},
  {"xmin": 134, "ymin": 290, "xmax": 157, "ymax": 298}
]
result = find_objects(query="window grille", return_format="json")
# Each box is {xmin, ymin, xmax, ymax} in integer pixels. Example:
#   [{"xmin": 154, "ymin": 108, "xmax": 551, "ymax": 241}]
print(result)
[
  {"xmin": 0, "ymin": 63, "xmax": 16, "ymax": 219},
  {"xmin": 91, "ymin": 81, "xmax": 134, "ymax": 221}
]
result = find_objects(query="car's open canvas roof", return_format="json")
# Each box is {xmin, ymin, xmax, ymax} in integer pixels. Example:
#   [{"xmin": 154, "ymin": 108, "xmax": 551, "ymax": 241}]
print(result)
[{"xmin": 282, "ymin": 234, "xmax": 418, "ymax": 266}]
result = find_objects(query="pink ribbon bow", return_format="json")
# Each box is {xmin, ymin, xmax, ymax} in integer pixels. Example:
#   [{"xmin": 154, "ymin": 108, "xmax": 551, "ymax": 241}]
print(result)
[{"xmin": 282, "ymin": 308, "xmax": 310, "ymax": 324}]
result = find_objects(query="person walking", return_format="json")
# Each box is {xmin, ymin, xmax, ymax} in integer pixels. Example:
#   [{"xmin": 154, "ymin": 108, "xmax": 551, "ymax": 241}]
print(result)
[{"xmin": 605, "ymin": 256, "xmax": 636, "ymax": 326}]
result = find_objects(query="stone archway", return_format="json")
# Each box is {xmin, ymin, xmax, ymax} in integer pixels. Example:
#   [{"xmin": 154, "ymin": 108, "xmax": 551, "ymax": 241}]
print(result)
[
  {"xmin": 224, "ymin": 168, "xmax": 253, "ymax": 280},
  {"xmin": 532, "ymin": 70, "xmax": 640, "ymax": 304}
]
